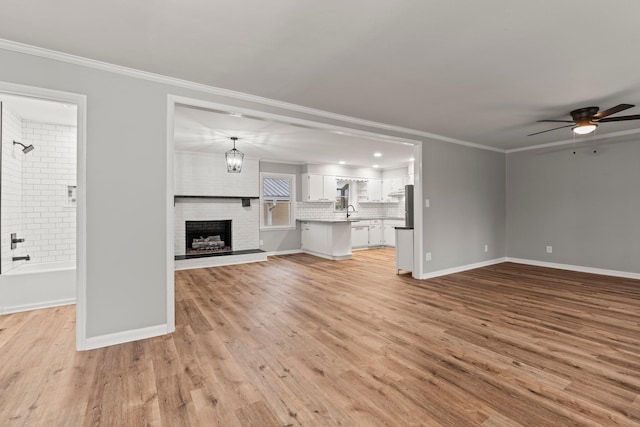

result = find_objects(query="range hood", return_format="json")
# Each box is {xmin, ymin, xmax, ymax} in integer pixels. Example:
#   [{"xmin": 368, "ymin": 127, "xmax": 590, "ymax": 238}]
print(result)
[{"xmin": 387, "ymin": 188, "xmax": 405, "ymax": 197}]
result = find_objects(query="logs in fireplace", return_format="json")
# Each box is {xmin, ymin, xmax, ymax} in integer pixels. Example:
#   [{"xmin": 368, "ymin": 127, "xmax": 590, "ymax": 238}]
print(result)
[{"xmin": 185, "ymin": 220, "xmax": 232, "ymax": 255}]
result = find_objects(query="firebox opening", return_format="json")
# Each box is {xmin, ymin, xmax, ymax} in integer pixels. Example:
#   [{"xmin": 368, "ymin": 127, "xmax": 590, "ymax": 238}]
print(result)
[{"xmin": 185, "ymin": 220, "xmax": 232, "ymax": 255}]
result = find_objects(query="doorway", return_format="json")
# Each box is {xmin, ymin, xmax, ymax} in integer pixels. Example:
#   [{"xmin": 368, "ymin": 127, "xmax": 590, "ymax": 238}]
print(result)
[{"xmin": 0, "ymin": 82, "xmax": 87, "ymax": 350}]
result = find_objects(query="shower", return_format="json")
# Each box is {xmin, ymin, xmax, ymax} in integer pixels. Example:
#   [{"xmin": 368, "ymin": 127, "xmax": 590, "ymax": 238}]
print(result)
[
  {"xmin": 1, "ymin": 94, "xmax": 77, "ymax": 314},
  {"xmin": 13, "ymin": 140, "xmax": 35, "ymax": 154}
]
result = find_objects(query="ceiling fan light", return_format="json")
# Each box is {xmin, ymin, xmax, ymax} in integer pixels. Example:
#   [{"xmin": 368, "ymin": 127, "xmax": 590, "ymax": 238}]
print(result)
[{"xmin": 572, "ymin": 124, "xmax": 597, "ymax": 135}]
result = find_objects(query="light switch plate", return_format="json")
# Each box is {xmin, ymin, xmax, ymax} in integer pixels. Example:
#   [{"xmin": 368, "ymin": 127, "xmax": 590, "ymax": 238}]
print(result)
[{"xmin": 425, "ymin": 199, "xmax": 430, "ymax": 208}]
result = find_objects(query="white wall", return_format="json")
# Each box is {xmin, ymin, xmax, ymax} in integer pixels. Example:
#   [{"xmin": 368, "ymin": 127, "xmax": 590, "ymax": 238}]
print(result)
[{"xmin": 174, "ymin": 152, "xmax": 259, "ymax": 197}]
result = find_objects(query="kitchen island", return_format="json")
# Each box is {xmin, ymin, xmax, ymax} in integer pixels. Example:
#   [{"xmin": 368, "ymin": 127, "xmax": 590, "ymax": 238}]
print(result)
[{"xmin": 298, "ymin": 219, "xmax": 358, "ymax": 260}]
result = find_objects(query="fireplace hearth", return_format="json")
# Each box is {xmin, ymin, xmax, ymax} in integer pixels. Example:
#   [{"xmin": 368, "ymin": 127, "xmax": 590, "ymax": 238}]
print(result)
[{"xmin": 185, "ymin": 220, "xmax": 232, "ymax": 255}]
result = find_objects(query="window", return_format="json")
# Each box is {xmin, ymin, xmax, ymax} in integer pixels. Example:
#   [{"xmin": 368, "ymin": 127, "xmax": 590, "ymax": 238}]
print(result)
[
  {"xmin": 335, "ymin": 181, "xmax": 350, "ymax": 211},
  {"xmin": 260, "ymin": 173, "xmax": 295, "ymax": 230}
]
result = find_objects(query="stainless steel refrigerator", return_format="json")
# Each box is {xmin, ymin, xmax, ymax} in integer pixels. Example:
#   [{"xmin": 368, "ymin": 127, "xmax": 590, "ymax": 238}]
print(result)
[{"xmin": 405, "ymin": 185, "xmax": 414, "ymax": 228}]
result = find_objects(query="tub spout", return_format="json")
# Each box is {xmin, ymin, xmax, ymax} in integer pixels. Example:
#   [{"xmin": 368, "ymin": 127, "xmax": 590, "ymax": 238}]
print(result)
[{"xmin": 12, "ymin": 255, "xmax": 30, "ymax": 262}]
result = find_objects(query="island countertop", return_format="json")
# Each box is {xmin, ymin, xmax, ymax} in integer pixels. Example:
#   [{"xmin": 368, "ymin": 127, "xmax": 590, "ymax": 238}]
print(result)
[{"xmin": 296, "ymin": 219, "xmax": 360, "ymax": 223}]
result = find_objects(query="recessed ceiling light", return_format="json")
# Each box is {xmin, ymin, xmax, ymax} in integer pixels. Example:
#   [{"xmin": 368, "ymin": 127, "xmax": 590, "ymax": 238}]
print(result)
[
  {"xmin": 229, "ymin": 112, "xmax": 243, "ymax": 118},
  {"xmin": 409, "ymin": 157, "xmax": 415, "ymax": 161},
  {"xmin": 373, "ymin": 164, "xmax": 379, "ymax": 168},
  {"xmin": 374, "ymin": 152, "xmax": 382, "ymax": 157},
  {"xmin": 339, "ymin": 161, "xmax": 346, "ymax": 165}
]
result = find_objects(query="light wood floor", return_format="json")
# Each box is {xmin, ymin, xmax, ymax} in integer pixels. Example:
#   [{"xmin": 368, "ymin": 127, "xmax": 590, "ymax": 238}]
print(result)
[{"xmin": 1, "ymin": 249, "xmax": 640, "ymax": 426}]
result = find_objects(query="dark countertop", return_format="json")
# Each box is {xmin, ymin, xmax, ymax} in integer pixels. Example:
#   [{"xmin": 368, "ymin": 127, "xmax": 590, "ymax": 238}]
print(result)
[{"xmin": 395, "ymin": 226, "xmax": 414, "ymax": 230}]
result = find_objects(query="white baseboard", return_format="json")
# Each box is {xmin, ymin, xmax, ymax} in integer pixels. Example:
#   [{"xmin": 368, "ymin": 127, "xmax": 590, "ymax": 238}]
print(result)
[
  {"xmin": 265, "ymin": 249, "xmax": 303, "ymax": 256},
  {"xmin": 1, "ymin": 298, "xmax": 76, "ymax": 315},
  {"xmin": 506, "ymin": 258, "xmax": 640, "ymax": 280},
  {"xmin": 301, "ymin": 249, "xmax": 352, "ymax": 261},
  {"xmin": 80, "ymin": 324, "xmax": 170, "ymax": 351},
  {"xmin": 419, "ymin": 257, "xmax": 507, "ymax": 280}
]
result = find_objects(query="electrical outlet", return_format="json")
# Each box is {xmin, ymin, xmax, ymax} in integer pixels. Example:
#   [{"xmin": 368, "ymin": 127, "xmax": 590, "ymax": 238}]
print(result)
[
  {"xmin": 546, "ymin": 246, "xmax": 552, "ymax": 254},
  {"xmin": 484, "ymin": 244, "xmax": 488, "ymax": 252},
  {"xmin": 425, "ymin": 252, "xmax": 432, "ymax": 262},
  {"xmin": 260, "ymin": 240, "xmax": 264, "ymax": 246},
  {"xmin": 425, "ymin": 199, "xmax": 430, "ymax": 208}
]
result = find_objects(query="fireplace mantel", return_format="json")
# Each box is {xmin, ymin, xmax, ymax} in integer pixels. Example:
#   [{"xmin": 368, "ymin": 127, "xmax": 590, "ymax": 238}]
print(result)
[{"xmin": 174, "ymin": 195, "xmax": 259, "ymax": 207}]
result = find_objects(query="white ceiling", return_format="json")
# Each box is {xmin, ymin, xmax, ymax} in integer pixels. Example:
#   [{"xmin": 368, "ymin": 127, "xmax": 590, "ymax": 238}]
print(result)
[
  {"xmin": 2, "ymin": 1, "xmax": 640, "ymax": 150},
  {"xmin": 174, "ymin": 105, "xmax": 415, "ymax": 169},
  {"xmin": 0, "ymin": 93, "xmax": 77, "ymax": 126}
]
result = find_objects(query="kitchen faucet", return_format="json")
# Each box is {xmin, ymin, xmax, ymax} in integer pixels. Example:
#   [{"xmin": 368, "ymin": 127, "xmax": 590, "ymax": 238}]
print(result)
[{"xmin": 346, "ymin": 205, "xmax": 356, "ymax": 218}]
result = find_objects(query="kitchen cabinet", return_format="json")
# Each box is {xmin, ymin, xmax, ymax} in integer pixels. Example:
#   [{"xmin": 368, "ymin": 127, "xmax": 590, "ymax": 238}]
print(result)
[
  {"xmin": 366, "ymin": 179, "xmax": 382, "ymax": 201},
  {"xmin": 383, "ymin": 225, "xmax": 396, "ymax": 247},
  {"xmin": 380, "ymin": 176, "xmax": 406, "ymax": 201},
  {"xmin": 382, "ymin": 220, "xmax": 404, "ymax": 247},
  {"xmin": 395, "ymin": 228, "xmax": 414, "ymax": 273},
  {"xmin": 351, "ymin": 225, "xmax": 369, "ymax": 248},
  {"xmin": 302, "ymin": 174, "xmax": 336, "ymax": 202},
  {"xmin": 300, "ymin": 220, "xmax": 352, "ymax": 260},
  {"xmin": 368, "ymin": 220, "xmax": 383, "ymax": 247}
]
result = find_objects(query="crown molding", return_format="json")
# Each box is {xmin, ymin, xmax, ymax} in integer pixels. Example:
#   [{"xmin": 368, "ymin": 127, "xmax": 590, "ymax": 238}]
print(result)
[
  {"xmin": 0, "ymin": 38, "xmax": 505, "ymax": 153},
  {"xmin": 506, "ymin": 128, "xmax": 640, "ymax": 154}
]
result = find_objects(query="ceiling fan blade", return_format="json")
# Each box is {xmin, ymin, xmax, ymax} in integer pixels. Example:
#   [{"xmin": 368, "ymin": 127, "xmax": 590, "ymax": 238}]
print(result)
[
  {"xmin": 536, "ymin": 119, "xmax": 575, "ymax": 123},
  {"xmin": 528, "ymin": 124, "xmax": 574, "ymax": 136},
  {"xmin": 594, "ymin": 104, "xmax": 634, "ymax": 119},
  {"xmin": 597, "ymin": 114, "xmax": 640, "ymax": 123}
]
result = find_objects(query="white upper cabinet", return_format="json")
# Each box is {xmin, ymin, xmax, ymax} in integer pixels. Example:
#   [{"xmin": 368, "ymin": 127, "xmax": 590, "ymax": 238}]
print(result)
[
  {"xmin": 323, "ymin": 175, "xmax": 337, "ymax": 200},
  {"xmin": 302, "ymin": 174, "xmax": 336, "ymax": 201},
  {"xmin": 366, "ymin": 179, "xmax": 382, "ymax": 201}
]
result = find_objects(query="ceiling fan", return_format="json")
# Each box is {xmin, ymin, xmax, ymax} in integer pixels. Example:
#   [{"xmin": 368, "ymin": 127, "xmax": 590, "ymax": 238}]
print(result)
[{"xmin": 528, "ymin": 104, "xmax": 640, "ymax": 136}]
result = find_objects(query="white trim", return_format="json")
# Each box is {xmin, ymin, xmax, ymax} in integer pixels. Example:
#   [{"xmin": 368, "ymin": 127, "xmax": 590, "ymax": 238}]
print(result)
[
  {"xmin": 301, "ymin": 250, "xmax": 352, "ymax": 261},
  {"xmin": 83, "ymin": 324, "xmax": 170, "ymax": 350},
  {"xmin": 412, "ymin": 143, "xmax": 423, "ymax": 279},
  {"xmin": 506, "ymin": 258, "xmax": 640, "ymax": 280},
  {"xmin": 506, "ymin": 128, "xmax": 640, "ymax": 154},
  {"xmin": 166, "ymin": 96, "xmax": 176, "ymax": 334},
  {"xmin": 265, "ymin": 249, "xmax": 303, "ymax": 256},
  {"xmin": 1, "ymin": 298, "xmax": 76, "ymax": 315},
  {"xmin": 0, "ymin": 81, "xmax": 88, "ymax": 351},
  {"xmin": 0, "ymin": 39, "xmax": 502, "ymax": 153},
  {"xmin": 419, "ymin": 258, "xmax": 508, "ymax": 280}
]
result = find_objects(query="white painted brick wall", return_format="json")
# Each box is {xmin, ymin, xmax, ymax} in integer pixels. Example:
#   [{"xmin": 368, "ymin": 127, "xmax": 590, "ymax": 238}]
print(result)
[
  {"xmin": 174, "ymin": 152, "xmax": 259, "ymax": 197},
  {"xmin": 174, "ymin": 151, "xmax": 261, "ymax": 256},
  {"xmin": 20, "ymin": 120, "xmax": 77, "ymax": 264},
  {"xmin": 1, "ymin": 107, "xmax": 24, "ymax": 272},
  {"xmin": 174, "ymin": 200, "xmax": 259, "ymax": 255}
]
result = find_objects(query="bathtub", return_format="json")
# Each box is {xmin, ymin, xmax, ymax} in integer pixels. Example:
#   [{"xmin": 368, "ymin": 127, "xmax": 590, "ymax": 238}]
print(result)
[{"xmin": 0, "ymin": 260, "xmax": 76, "ymax": 315}]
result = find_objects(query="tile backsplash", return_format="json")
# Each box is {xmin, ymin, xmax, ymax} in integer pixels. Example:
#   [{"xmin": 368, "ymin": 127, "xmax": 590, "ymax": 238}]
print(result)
[{"xmin": 296, "ymin": 196, "xmax": 404, "ymax": 221}]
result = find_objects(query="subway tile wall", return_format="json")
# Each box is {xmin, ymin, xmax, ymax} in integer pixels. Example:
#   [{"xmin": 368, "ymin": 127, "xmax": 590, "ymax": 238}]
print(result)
[
  {"xmin": 295, "ymin": 196, "xmax": 405, "ymax": 221},
  {"xmin": 20, "ymin": 120, "xmax": 77, "ymax": 264},
  {"xmin": 1, "ymin": 107, "xmax": 24, "ymax": 272}
]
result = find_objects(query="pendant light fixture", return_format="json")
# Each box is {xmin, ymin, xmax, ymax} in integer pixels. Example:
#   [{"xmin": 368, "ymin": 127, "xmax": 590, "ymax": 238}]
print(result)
[{"xmin": 225, "ymin": 137, "xmax": 244, "ymax": 173}]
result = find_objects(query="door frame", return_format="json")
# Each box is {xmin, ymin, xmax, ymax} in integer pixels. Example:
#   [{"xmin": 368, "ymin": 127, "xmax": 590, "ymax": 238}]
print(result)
[{"xmin": 0, "ymin": 81, "xmax": 87, "ymax": 350}]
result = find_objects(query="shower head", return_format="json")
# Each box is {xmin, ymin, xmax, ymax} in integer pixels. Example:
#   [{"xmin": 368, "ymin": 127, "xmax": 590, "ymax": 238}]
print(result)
[{"xmin": 13, "ymin": 141, "xmax": 35, "ymax": 154}]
